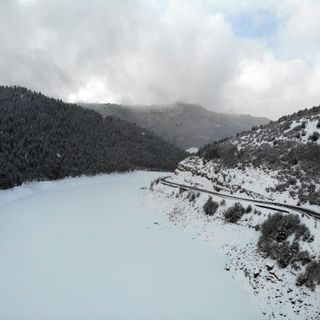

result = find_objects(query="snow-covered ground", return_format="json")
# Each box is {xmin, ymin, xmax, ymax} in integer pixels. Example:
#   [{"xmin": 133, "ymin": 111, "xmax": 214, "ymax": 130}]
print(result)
[
  {"xmin": 186, "ymin": 147, "xmax": 199, "ymax": 154},
  {"xmin": 0, "ymin": 172, "xmax": 260, "ymax": 320},
  {"xmin": 177, "ymin": 156, "xmax": 320, "ymax": 212},
  {"xmin": 151, "ymin": 174, "xmax": 320, "ymax": 320}
]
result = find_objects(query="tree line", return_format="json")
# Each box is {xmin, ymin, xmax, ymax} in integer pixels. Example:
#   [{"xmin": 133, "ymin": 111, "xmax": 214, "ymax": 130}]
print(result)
[{"xmin": 0, "ymin": 86, "xmax": 186, "ymax": 189}]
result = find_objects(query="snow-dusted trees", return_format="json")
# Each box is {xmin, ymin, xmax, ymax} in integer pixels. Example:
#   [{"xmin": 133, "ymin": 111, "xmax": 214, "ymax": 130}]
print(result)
[{"xmin": 0, "ymin": 86, "xmax": 186, "ymax": 189}]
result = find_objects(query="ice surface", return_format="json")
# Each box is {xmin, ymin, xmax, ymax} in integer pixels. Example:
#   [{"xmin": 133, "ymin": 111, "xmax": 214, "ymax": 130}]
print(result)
[{"xmin": 0, "ymin": 172, "xmax": 260, "ymax": 320}]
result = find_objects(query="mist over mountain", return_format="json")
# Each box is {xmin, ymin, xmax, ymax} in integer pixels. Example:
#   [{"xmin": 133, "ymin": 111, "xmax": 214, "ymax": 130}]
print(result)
[
  {"xmin": 0, "ymin": 86, "xmax": 186, "ymax": 189},
  {"xmin": 83, "ymin": 102, "xmax": 269, "ymax": 149}
]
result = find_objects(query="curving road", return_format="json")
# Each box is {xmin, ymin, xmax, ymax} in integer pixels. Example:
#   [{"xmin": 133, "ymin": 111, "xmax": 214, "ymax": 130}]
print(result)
[{"xmin": 160, "ymin": 177, "xmax": 320, "ymax": 221}]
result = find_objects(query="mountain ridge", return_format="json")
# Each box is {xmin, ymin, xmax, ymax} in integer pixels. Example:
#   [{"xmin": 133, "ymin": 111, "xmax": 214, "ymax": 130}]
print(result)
[{"xmin": 82, "ymin": 102, "xmax": 269, "ymax": 149}]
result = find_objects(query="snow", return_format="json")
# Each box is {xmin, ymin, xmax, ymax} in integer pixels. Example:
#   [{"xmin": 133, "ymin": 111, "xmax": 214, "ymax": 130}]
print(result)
[
  {"xmin": 284, "ymin": 120, "xmax": 301, "ymax": 133},
  {"xmin": 0, "ymin": 172, "xmax": 260, "ymax": 320},
  {"xmin": 177, "ymin": 156, "xmax": 320, "ymax": 210},
  {"xmin": 186, "ymin": 147, "xmax": 199, "ymax": 154},
  {"xmin": 231, "ymin": 115, "xmax": 320, "ymax": 148},
  {"xmin": 177, "ymin": 159, "xmax": 276, "ymax": 201},
  {"xmin": 302, "ymin": 119, "xmax": 320, "ymax": 144},
  {"xmin": 152, "ymin": 179, "xmax": 320, "ymax": 320}
]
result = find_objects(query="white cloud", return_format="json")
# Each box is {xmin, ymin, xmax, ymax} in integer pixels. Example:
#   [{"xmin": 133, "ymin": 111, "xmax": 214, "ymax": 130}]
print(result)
[
  {"xmin": 223, "ymin": 52, "xmax": 320, "ymax": 118},
  {"xmin": 1, "ymin": 0, "xmax": 320, "ymax": 119},
  {"xmin": 277, "ymin": 0, "xmax": 320, "ymax": 61}
]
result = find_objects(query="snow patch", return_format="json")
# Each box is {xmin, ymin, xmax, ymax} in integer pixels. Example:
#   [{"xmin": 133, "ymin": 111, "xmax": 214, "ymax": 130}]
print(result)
[{"xmin": 186, "ymin": 147, "xmax": 199, "ymax": 154}]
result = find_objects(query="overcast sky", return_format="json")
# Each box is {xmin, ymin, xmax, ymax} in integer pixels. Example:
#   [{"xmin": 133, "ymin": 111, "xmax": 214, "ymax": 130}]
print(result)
[{"xmin": 1, "ymin": 0, "xmax": 320, "ymax": 119}]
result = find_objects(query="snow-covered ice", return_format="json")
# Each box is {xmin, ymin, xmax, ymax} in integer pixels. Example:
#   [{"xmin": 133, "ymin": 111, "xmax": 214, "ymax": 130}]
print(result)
[{"xmin": 0, "ymin": 172, "xmax": 260, "ymax": 320}]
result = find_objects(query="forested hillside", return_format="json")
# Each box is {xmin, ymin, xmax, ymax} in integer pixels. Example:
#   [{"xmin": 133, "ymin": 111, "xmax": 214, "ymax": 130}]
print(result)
[
  {"xmin": 83, "ymin": 102, "xmax": 269, "ymax": 149},
  {"xmin": 0, "ymin": 86, "xmax": 186, "ymax": 189}
]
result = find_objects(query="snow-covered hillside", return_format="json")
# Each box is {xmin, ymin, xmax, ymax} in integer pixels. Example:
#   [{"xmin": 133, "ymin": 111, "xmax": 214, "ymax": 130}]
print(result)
[
  {"xmin": 151, "ymin": 106, "xmax": 320, "ymax": 320},
  {"xmin": 151, "ymin": 175, "xmax": 320, "ymax": 320},
  {"xmin": 197, "ymin": 106, "xmax": 320, "ymax": 207},
  {"xmin": 0, "ymin": 172, "xmax": 261, "ymax": 320}
]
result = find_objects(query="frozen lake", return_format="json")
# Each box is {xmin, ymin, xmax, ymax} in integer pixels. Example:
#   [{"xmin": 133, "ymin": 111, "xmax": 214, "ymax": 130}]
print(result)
[{"xmin": 0, "ymin": 172, "xmax": 260, "ymax": 320}]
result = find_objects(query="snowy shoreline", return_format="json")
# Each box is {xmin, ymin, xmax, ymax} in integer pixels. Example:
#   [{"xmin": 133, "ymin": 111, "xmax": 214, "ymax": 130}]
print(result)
[
  {"xmin": 0, "ymin": 172, "xmax": 260, "ymax": 320},
  {"xmin": 151, "ymin": 176, "xmax": 320, "ymax": 320}
]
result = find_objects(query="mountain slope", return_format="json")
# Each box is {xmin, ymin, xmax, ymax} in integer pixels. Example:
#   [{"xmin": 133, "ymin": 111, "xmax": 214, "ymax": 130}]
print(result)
[
  {"xmin": 150, "ymin": 105, "xmax": 320, "ymax": 319},
  {"xmin": 83, "ymin": 102, "xmax": 269, "ymax": 149},
  {"xmin": 197, "ymin": 105, "xmax": 320, "ymax": 206},
  {"xmin": 0, "ymin": 86, "xmax": 186, "ymax": 189}
]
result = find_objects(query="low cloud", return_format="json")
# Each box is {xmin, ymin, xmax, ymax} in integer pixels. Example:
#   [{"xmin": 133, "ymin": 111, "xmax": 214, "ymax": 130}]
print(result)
[{"xmin": 1, "ymin": 0, "xmax": 320, "ymax": 119}]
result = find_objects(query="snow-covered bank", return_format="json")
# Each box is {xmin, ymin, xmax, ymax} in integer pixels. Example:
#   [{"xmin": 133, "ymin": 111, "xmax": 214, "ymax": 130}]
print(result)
[
  {"xmin": 151, "ymin": 176, "xmax": 320, "ymax": 320},
  {"xmin": 0, "ymin": 172, "xmax": 260, "ymax": 320}
]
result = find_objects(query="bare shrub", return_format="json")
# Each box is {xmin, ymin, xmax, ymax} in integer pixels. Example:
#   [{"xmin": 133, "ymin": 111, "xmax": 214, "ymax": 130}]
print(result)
[
  {"xmin": 257, "ymin": 213, "xmax": 312, "ymax": 269},
  {"xmin": 187, "ymin": 191, "xmax": 196, "ymax": 202},
  {"xmin": 309, "ymin": 131, "xmax": 320, "ymax": 142},
  {"xmin": 258, "ymin": 213, "xmax": 308, "ymax": 242},
  {"xmin": 224, "ymin": 202, "xmax": 245, "ymax": 223},
  {"xmin": 203, "ymin": 197, "xmax": 219, "ymax": 216},
  {"xmin": 296, "ymin": 260, "xmax": 320, "ymax": 291}
]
